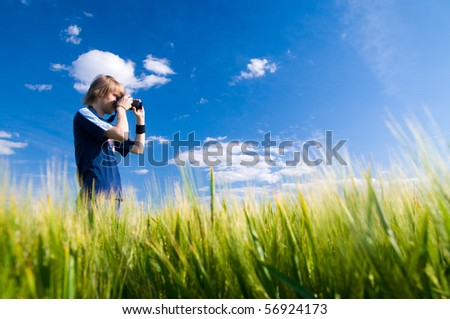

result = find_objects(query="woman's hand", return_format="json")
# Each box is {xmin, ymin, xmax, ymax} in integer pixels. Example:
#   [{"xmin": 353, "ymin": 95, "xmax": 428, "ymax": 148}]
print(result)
[
  {"xmin": 132, "ymin": 101, "xmax": 145, "ymax": 124},
  {"xmin": 116, "ymin": 95, "xmax": 133, "ymax": 110}
]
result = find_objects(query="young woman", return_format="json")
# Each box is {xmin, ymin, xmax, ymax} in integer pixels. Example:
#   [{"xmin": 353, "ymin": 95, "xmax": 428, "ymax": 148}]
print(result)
[{"xmin": 73, "ymin": 75, "xmax": 145, "ymax": 211}]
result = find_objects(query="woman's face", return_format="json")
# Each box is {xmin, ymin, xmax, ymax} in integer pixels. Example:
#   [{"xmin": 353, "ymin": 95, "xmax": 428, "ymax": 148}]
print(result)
[{"xmin": 101, "ymin": 93, "xmax": 120, "ymax": 114}]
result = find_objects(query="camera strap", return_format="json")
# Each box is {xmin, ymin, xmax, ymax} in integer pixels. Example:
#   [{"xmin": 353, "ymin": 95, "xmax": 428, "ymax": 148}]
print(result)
[{"xmin": 106, "ymin": 112, "xmax": 116, "ymax": 123}]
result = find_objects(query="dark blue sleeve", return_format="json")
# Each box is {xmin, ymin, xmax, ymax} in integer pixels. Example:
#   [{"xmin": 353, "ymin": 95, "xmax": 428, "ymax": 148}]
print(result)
[{"xmin": 114, "ymin": 139, "xmax": 135, "ymax": 157}]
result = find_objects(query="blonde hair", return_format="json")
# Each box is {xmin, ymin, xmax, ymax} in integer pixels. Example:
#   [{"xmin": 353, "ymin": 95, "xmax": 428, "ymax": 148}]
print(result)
[{"xmin": 83, "ymin": 75, "xmax": 126, "ymax": 106}]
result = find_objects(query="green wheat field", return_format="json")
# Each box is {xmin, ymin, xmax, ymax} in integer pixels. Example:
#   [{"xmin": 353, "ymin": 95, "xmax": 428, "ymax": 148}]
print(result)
[{"xmin": 1, "ymin": 118, "xmax": 449, "ymax": 298}]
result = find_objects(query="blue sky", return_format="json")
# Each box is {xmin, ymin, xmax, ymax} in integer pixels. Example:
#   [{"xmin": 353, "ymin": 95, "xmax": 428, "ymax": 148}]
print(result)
[{"xmin": 1, "ymin": 0, "xmax": 450, "ymax": 199}]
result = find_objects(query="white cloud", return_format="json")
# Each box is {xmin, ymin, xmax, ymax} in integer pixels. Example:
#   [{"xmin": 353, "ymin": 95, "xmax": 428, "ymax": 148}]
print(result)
[
  {"xmin": 143, "ymin": 55, "xmax": 175, "ymax": 76},
  {"xmin": 198, "ymin": 97, "xmax": 208, "ymax": 104},
  {"xmin": 342, "ymin": 1, "xmax": 407, "ymax": 95},
  {"xmin": 230, "ymin": 58, "xmax": 277, "ymax": 85},
  {"xmin": 204, "ymin": 136, "xmax": 227, "ymax": 142},
  {"xmin": 62, "ymin": 24, "xmax": 82, "ymax": 45},
  {"xmin": 66, "ymin": 25, "xmax": 81, "ymax": 36},
  {"xmin": 50, "ymin": 63, "xmax": 70, "ymax": 72},
  {"xmin": 132, "ymin": 169, "xmax": 150, "ymax": 175},
  {"xmin": 286, "ymin": 49, "xmax": 295, "ymax": 59},
  {"xmin": 278, "ymin": 165, "xmax": 312, "ymax": 177},
  {"xmin": 0, "ymin": 133, "xmax": 27, "ymax": 155},
  {"xmin": 83, "ymin": 11, "xmax": 94, "ymax": 18},
  {"xmin": 213, "ymin": 164, "xmax": 283, "ymax": 184},
  {"xmin": 0, "ymin": 131, "xmax": 12, "ymax": 139},
  {"xmin": 171, "ymin": 140, "xmax": 310, "ymax": 185},
  {"xmin": 51, "ymin": 50, "xmax": 174, "ymax": 93},
  {"xmin": 129, "ymin": 74, "xmax": 170, "ymax": 91},
  {"xmin": 20, "ymin": 0, "xmax": 31, "ymax": 5},
  {"xmin": 174, "ymin": 114, "xmax": 190, "ymax": 120},
  {"xmin": 25, "ymin": 84, "xmax": 52, "ymax": 91},
  {"xmin": 256, "ymin": 129, "xmax": 266, "ymax": 135},
  {"xmin": 146, "ymin": 135, "xmax": 169, "ymax": 144}
]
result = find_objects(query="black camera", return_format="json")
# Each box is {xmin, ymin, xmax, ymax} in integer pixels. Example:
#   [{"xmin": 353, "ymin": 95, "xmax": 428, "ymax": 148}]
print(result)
[
  {"xmin": 114, "ymin": 97, "xmax": 143, "ymax": 111},
  {"xmin": 131, "ymin": 99, "xmax": 143, "ymax": 110}
]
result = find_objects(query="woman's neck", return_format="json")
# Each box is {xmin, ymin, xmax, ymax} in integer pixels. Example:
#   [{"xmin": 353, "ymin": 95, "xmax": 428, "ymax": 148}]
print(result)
[{"xmin": 90, "ymin": 102, "xmax": 105, "ymax": 117}]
